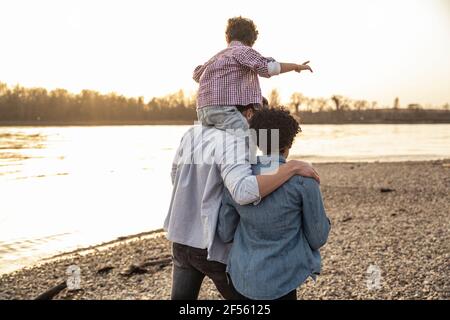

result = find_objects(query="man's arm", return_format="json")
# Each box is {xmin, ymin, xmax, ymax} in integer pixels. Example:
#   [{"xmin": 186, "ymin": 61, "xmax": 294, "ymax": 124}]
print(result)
[
  {"xmin": 298, "ymin": 177, "xmax": 331, "ymax": 250},
  {"xmin": 217, "ymin": 190, "xmax": 240, "ymax": 243},
  {"xmin": 256, "ymin": 160, "xmax": 319, "ymax": 198},
  {"xmin": 219, "ymin": 134, "xmax": 320, "ymax": 205}
]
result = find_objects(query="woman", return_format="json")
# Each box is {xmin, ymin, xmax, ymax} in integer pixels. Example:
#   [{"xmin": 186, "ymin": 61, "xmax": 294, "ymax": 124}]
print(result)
[{"xmin": 218, "ymin": 107, "xmax": 331, "ymax": 300}]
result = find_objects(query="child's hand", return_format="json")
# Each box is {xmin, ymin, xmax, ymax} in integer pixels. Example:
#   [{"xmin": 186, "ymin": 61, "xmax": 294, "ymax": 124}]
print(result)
[{"xmin": 296, "ymin": 61, "xmax": 313, "ymax": 73}]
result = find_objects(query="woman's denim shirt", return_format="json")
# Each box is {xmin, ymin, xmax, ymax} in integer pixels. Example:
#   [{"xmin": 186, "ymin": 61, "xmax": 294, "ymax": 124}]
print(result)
[{"xmin": 218, "ymin": 155, "xmax": 331, "ymax": 300}]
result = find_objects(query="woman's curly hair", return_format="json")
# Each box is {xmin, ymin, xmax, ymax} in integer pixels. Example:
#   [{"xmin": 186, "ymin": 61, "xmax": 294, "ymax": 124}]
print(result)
[
  {"xmin": 225, "ymin": 16, "xmax": 259, "ymax": 47},
  {"xmin": 250, "ymin": 107, "xmax": 301, "ymax": 155}
]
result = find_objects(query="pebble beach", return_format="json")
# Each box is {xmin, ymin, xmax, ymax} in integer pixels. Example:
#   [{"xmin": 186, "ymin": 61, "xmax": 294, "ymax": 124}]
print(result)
[{"xmin": 1, "ymin": 160, "xmax": 449, "ymax": 300}]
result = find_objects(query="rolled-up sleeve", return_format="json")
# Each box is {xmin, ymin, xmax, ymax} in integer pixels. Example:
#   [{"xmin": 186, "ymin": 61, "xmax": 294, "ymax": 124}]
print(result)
[
  {"xmin": 218, "ymin": 134, "xmax": 260, "ymax": 206},
  {"xmin": 234, "ymin": 47, "xmax": 277, "ymax": 78},
  {"xmin": 268, "ymin": 61, "xmax": 281, "ymax": 76},
  {"xmin": 226, "ymin": 174, "xmax": 260, "ymax": 206}
]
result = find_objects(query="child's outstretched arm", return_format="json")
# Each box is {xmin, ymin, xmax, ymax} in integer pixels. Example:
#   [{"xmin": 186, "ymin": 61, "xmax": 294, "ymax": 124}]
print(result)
[{"xmin": 280, "ymin": 60, "xmax": 313, "ymax": 74}]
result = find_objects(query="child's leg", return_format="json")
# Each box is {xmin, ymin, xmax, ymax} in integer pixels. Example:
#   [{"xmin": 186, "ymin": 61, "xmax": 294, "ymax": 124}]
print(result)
[
  {"xmin": 197, "ymin": 106, "xmax": 249, "ymax": 131},
  {"xmin": 198, "ymin": 106, "xmax": 257, "ymax": 165}
]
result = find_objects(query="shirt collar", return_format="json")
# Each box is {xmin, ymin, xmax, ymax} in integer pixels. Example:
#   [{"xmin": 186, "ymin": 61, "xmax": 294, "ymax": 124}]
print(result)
[
  {"xmin": 228, "ymin": 40, "xmax": 246, "ymax": 48},
  {"xmin": 258, "ymin": 154, "xmax": 286, "ymax": 165}
]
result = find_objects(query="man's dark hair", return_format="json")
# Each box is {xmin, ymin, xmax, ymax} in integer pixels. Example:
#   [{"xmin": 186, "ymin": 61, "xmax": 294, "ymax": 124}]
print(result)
[
  {"xmin": 250, "ymin": 107, "xmax": 301, "ymax": 155},
  {"xmin": 236, "ymin": 104, "xmax": 255, "ymax": 114},
  {"xmin": 225, "ymin": 16, "xmax": 258, "ymax": 47}
]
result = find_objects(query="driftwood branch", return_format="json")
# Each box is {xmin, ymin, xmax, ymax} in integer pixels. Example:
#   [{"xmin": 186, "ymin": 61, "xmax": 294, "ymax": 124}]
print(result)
[
  {"xmin": 140, "ymin": 257, "xmax": 172, "ymax": 268},
  {"xmin": 34, "ymin": 281, "xmax": 67, "ymax": 300},
  {"xmin": 120, "ymin": 257, "xmax": 172, "ymax": 276}
]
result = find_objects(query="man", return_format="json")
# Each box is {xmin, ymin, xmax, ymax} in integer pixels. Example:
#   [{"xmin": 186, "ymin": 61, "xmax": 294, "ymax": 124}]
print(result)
[
  {"xmin": 218, "ymin": 107, "xmax": 331, "ymax": 300},
  {"xmin": 164, "ymin": 101, "xmax": 320, "ymax": 300}
]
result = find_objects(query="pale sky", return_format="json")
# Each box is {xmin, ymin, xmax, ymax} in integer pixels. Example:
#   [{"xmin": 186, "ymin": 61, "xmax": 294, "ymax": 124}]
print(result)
[{"xmin": 1, "ymin": 0, "xmax": 449, "ymax": 107}]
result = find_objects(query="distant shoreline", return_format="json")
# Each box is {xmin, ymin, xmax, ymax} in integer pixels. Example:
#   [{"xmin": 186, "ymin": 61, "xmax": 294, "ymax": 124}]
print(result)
[{"xmin": 1, "ymin": 120, "xmax": 450, "ymax": 126}]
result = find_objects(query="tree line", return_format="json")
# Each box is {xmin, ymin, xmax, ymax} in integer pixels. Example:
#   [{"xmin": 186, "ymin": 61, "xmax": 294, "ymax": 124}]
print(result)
[
  {"xmin": 267, "ymin": 89, "xmax": 450, "ymax": 123},
  {"xmin": 268, "ymin": 89, "xmax": 449, "ymax": 113},
  {"xmin": 0, "ymin": 82, "xmax": 196, "ymax": 122},
  {"xmin": 0, "ymin": 82, "xmax": 448, "ymax": 124}
]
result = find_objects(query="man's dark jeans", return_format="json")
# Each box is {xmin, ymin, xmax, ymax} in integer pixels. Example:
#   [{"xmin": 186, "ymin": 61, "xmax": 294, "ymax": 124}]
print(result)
[{"xmin": 171, "ymin": 242, "xmax": 239, "ymax": 300}]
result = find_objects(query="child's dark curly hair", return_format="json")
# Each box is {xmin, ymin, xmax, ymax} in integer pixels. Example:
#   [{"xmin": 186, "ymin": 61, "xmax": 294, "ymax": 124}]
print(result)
[
  {"xmin": 225, "ymin": 16, "xmax": 258, "ymax": 47},
  {"xmin": 250, "ymin": 107, "xmax": 301, "ymax": 155}
]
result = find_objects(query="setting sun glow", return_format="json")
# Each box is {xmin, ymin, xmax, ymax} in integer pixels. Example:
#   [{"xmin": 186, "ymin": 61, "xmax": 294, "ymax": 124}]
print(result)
[{"xmin": 1, "ymin": 0, "xmax": 449, "ymax": 106}]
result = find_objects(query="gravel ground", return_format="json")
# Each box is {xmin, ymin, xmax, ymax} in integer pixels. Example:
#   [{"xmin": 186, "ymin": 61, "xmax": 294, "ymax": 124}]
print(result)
[{"xmin": 0, "ymin": 160, "xmax": 449, "ymax": 300}]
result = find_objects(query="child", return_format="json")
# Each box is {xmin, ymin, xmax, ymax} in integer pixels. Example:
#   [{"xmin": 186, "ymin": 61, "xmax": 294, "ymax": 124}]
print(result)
[{"xmin": 193, "ymin": 16, "xmax": 313, "ymax": 131}]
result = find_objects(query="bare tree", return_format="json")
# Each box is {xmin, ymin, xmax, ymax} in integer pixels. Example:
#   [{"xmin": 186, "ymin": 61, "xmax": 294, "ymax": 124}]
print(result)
[
  {"xmin": 393, "ymin": 97, "xmax": 400, "ymax": 109},
  {"xmin": 371, "ymin": 101, "xmax": 378, "ymax": 110},
  {"xmin": 354, "ymin": 100, "xmax": 369, "ymax": 111},
  {"xmin": 315, "ymin": 98, "xmax": 329, "ymax": 112},
  {"xmin": 269, "ymin": 88, "xmax": 281, "ymax": 107},
  {"xmin": 290, "ymin": 92, "xmax": 306, "ymax": 114},
  {"xmin": 331, "ymin": 95, "xmax": 342, "ymax": 112}
]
